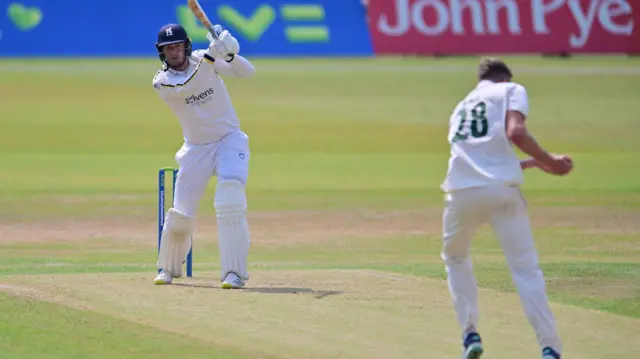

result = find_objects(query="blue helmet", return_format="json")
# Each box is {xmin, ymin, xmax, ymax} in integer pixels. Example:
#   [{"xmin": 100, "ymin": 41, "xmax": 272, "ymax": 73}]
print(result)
[{"xmin": 155, "ymin": 23, "xmax": 193, "ymax": 65}]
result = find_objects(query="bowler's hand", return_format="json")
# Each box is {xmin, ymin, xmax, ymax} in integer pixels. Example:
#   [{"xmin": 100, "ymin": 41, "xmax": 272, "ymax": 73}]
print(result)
[
  {"xmin": 520, "ymin": 158, "xmax": 537, "ymax": 170},
  {"xmin": 537, "ymin": 154, "xmax": 573, "ymax": 176}
]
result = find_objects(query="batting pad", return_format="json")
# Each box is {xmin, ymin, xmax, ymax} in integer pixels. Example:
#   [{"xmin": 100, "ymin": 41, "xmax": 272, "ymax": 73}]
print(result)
[
  {"xmin": 214, "ymin": 179, "xmax": 250, "ymax": 281},
  {"xmin": 157, "ymin": 208, "xmax": 195, "ymax": 278}
]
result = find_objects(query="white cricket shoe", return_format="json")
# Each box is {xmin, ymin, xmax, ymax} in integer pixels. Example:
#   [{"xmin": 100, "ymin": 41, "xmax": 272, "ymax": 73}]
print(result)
[
  {"xmin": 154, "ymin": 270, "xmax": 173, "ymax": 285},
  {"xmin": 221, "ymin": 272, "xmax": 245, "ymax": 289}
]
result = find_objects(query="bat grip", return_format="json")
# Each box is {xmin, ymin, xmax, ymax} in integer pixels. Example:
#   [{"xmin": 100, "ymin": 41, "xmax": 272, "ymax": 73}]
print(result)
[{"xmin": 207, "ymin": 26, "xmax": 220, "ymax": 40}]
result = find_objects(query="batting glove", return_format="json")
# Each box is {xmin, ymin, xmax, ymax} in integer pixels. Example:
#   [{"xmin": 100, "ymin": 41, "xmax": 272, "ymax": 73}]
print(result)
[{"xmin": 207, "ymin": 28, "xmax": 239, "ymax": 62}]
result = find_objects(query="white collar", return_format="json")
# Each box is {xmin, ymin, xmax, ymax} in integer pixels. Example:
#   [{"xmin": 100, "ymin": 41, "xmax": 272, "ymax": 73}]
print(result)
[
  {"xmin": 166, "ymin": 57, "xmax": 196, "ymax": 75},
  {"xmin": 476, "ymin": 80, "xmax": 495, "ymax": 88}
]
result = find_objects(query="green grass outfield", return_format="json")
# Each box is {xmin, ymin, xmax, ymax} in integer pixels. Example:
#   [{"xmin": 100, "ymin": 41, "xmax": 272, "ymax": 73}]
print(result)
[{"xmin": 0, "ymin": 55, "xmax": 638, "ymax": 359}]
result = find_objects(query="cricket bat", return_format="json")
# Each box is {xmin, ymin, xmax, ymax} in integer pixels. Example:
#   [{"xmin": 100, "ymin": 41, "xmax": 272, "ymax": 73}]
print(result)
[{"xmin": 187, "ymin": 0, "xmax": 221, "ymax": 39}]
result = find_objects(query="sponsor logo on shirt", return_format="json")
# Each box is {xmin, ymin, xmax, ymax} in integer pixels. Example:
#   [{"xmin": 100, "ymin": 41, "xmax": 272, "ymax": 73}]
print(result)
[{"xmin": 185, "ymin": 87, "xmax": 214, "ymax": 106}]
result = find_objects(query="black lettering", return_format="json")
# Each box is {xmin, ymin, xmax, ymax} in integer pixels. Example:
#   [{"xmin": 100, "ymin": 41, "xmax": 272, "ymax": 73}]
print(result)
[{"xmin": 184, "ymin": 88, "xmax": 215, "ymax": 105}]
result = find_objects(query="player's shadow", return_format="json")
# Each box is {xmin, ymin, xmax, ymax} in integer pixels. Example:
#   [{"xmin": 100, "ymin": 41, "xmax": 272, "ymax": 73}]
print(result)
[
  {"xmin": 246, "ymin": 287, "xmax": 343, "ymax": 299},
  {"xmin": 173, "ymin": 282, "xmax": 342, "ymax": 299}
]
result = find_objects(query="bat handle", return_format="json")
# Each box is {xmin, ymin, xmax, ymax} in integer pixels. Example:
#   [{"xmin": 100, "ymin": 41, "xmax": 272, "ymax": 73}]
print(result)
[{"xmin": 208, "ymin": 25, "xmax": 222, "ymax": 40}]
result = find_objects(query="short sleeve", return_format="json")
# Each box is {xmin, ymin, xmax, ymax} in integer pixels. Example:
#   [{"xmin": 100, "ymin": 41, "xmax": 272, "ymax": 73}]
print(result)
[
  {"xmin": 152, "ymin": 77, "xmax": 161, "ymax": 90},
  {"xmin": 507, "ymin": 83, "xmax": 529, "ymax": 117},
  {"xmin": 152, "ymin": 70, "xmax": 170, "ymax": 95}
]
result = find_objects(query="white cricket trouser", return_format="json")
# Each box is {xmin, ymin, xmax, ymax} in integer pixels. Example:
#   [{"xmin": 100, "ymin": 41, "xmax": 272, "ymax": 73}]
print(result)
[
  {"xmin": 172, "ymin": 129, "xmax": 250, "ymax": 217},
  {"xmin": 441, "ymin": 184, "xmax": 562, "ymax": 354}
]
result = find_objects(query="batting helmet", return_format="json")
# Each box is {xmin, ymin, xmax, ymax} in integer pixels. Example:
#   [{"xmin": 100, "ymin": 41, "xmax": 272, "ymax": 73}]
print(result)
[{"xmin": 155, "ymin": 23, "xmax": 193, "ymax": 65}]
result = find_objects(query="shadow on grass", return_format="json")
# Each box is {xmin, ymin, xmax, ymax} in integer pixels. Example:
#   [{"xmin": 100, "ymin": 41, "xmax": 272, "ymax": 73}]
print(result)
[{"xmin": 173, "ymin": 282, "xmax": 343, "ymax": 299}]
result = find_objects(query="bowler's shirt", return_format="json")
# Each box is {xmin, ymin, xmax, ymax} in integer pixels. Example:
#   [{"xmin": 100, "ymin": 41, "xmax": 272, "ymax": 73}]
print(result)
[{"xmin": 441, "ymin": 80, "xmax": 530, "ymax": 192}]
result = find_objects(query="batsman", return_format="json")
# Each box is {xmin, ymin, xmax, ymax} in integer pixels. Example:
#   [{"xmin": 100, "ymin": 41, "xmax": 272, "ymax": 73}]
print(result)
[{"xmin": 152, "ymin": 22, "xmax": 255, "ymax": 289}]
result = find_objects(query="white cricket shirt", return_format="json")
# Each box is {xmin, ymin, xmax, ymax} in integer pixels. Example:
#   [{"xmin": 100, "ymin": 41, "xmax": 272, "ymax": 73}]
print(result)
[
  {"xmin": 441, "ymin": 80, "xmax": 530, "ymax": 192},
  {"xmin": 152, "ymin": 49, "xmax": 255, "ymax": 145}
]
